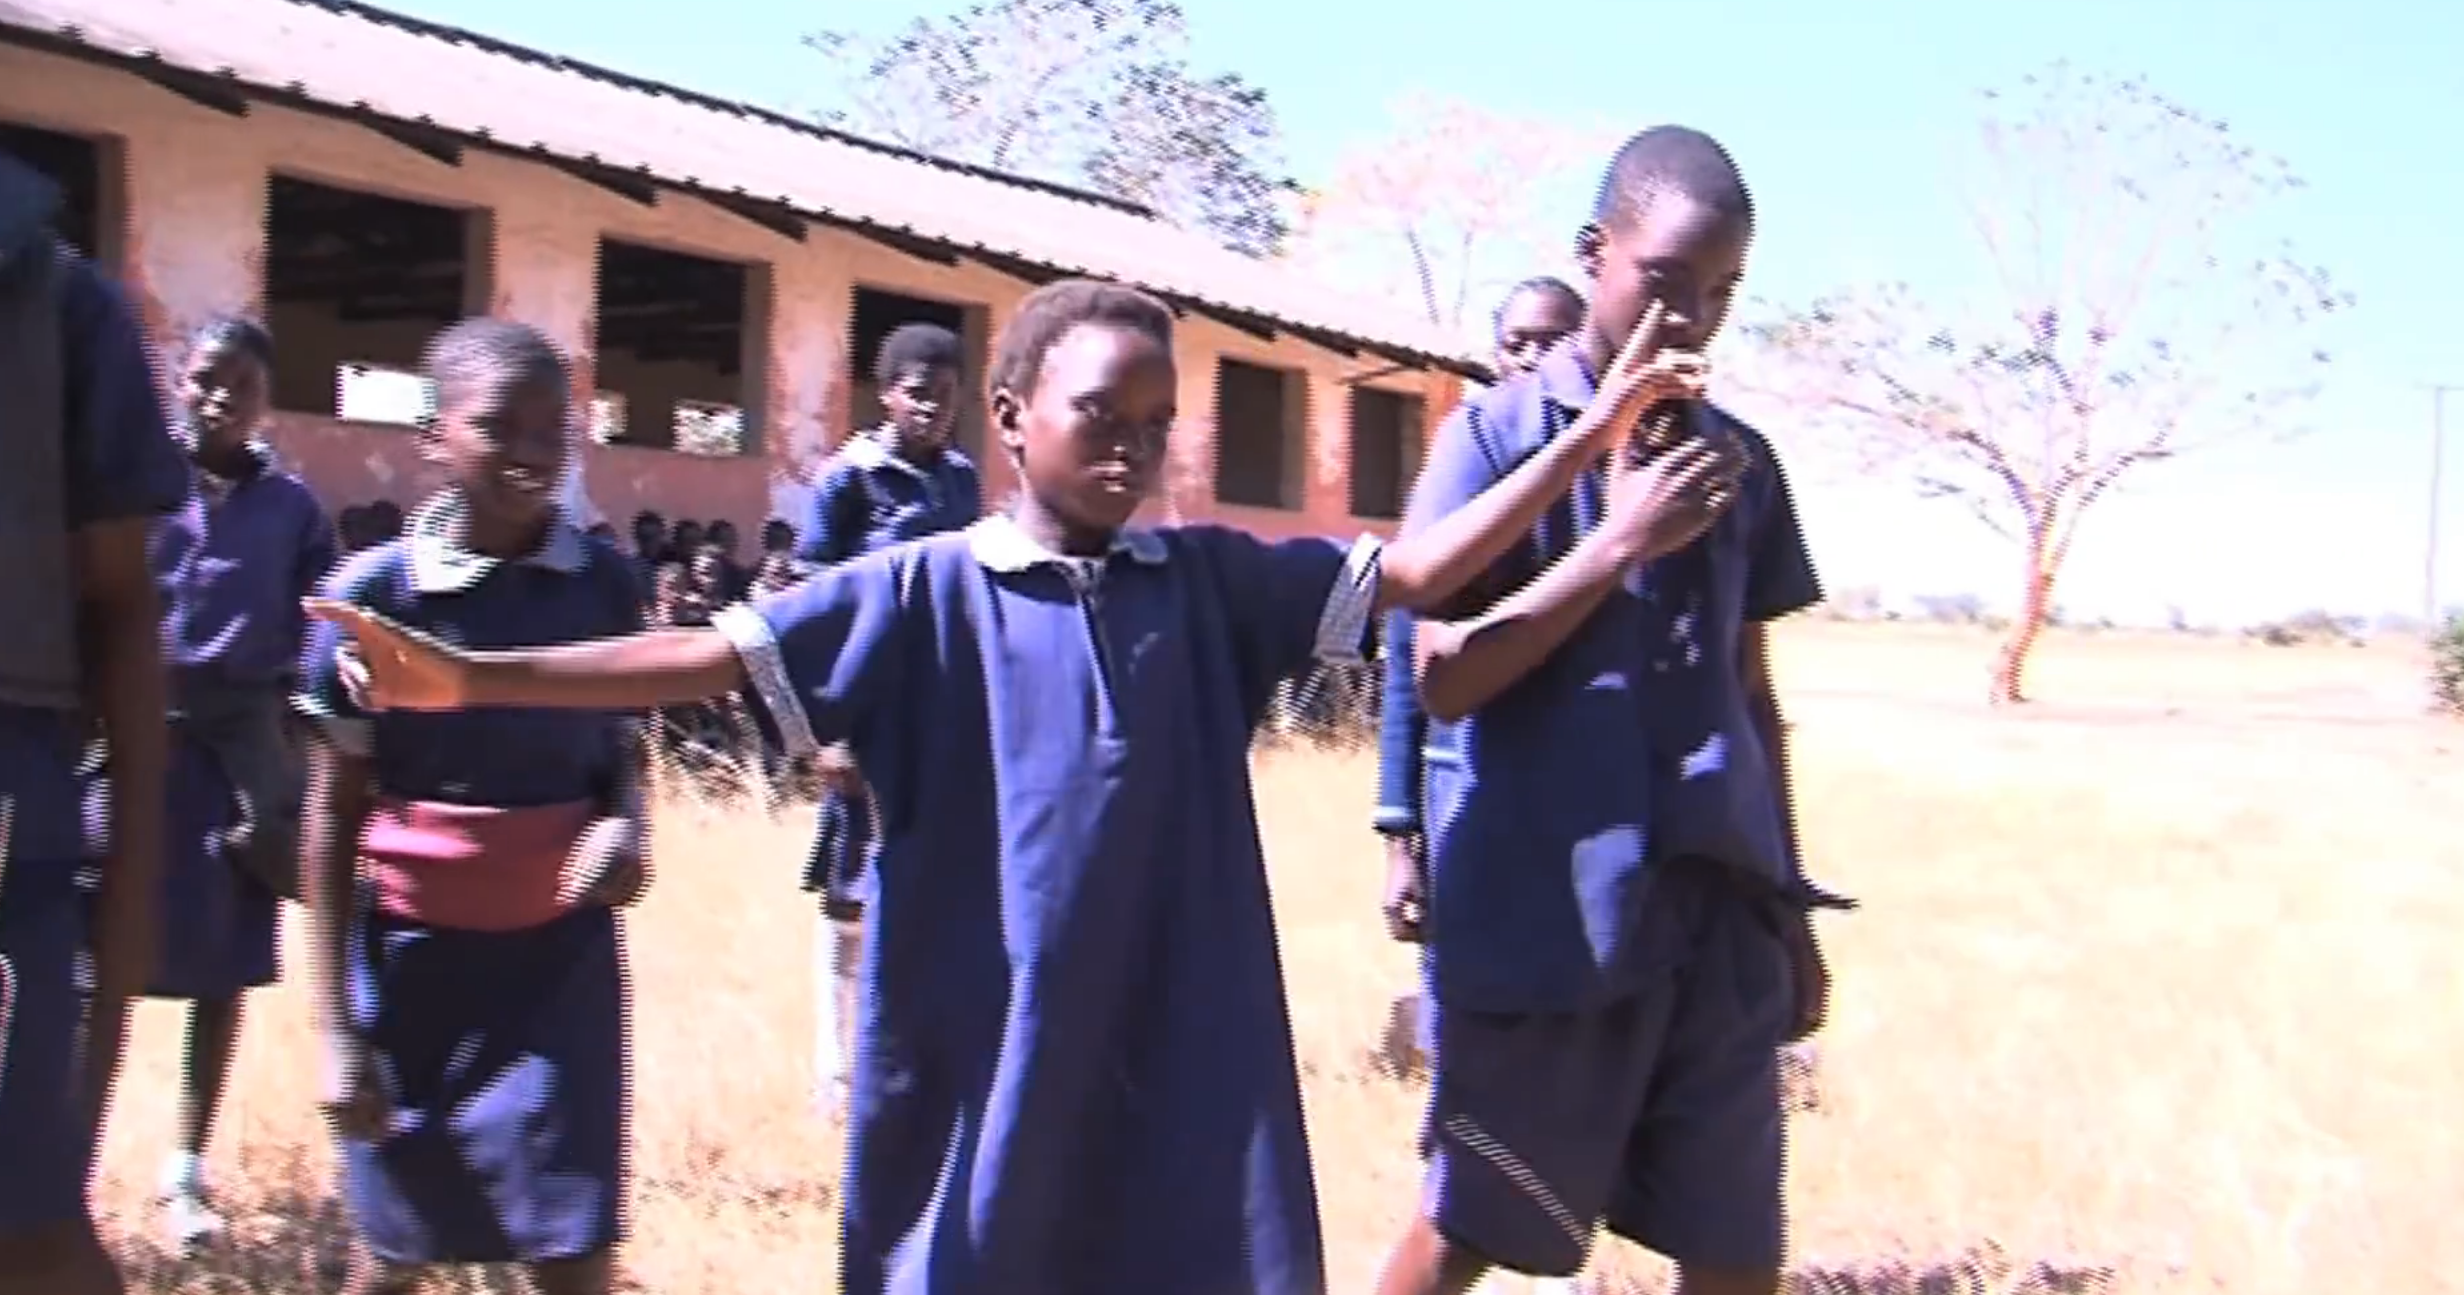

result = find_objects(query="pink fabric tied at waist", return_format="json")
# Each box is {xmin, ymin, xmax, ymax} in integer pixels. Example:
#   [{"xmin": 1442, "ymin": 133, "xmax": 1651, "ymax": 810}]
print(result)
[{"xmin": 362, "ymin": 798, "xmax": 597, "ymax": 932}]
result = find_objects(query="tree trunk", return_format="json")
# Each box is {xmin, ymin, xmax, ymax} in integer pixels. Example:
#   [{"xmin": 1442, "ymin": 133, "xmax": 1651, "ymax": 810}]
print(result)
[{"xmin": 1991, "ymin": 531, "xmax": 2056, "ymax": 705}]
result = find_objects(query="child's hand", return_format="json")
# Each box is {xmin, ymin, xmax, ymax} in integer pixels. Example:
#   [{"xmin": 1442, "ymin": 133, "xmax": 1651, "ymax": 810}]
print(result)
[
  {"xmin": 815, "ymin": 744, "xmax": 866, "ymax": 797},
  {"xmin": 306, "ymin": 600, "xmax": 472, "ymax": 711},
  {"xmin": 320, "ymin": 1039, "xmax": 392, "ymax": 1143},
  {"xmin": 1601, "ymin": 429, "xmax": 1746, "ymax": 564},
  {"xmin": 1381, "ymin": 834, "xmax": 1428, "ymax": 944},
  {"xmin": 562, "ymin": 817, "xmax": 649, "ymax": 909},
  {"xmin": 1571, "ymin": 300, "xmax": 1709, "ymax": 461}
]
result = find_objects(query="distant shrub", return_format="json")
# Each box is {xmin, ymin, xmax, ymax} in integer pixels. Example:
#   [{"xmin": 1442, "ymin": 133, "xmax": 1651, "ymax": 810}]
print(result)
[
  {"xmin": 2432, "ymin": 615, "xmax": 2464, "ymax": 716},
  {"xmin": 2249, "ymin": 609, "xmax": 2366, "ymax": 648}
]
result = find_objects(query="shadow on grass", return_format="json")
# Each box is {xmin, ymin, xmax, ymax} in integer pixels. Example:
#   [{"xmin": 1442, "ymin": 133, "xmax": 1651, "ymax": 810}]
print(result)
[
  {"xmin": 118, "ymin": 1187, "xmax": 562, "ymax": 1295},
  {"xmin": 1573, "ymin": 1243, "xmax": 2126, "ymax": 1294}
]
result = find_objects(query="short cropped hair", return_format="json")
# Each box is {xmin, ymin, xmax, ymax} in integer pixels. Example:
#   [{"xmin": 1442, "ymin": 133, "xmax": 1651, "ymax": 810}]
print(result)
[{"xmin": 988, "ymin": 279, "xmax": 1175, "ymax": 401}]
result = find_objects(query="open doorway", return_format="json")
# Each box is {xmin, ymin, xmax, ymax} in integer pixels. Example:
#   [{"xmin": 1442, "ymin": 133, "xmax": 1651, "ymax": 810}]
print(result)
[
  {"xmin": 849, "ymin": 286, "xmax": 982, "ymax": 457},
  {"xmin": 263, "ymin": 175, "xmax": 484, "ymax": 426},
  {"xmin": 1347, "ymin": 385, "xmax": 1424, "ymax": 521},
  {"xmin": 1, "ymin": 120, "xmax": 110, "ymax": 265},
  {"xmin": 591, "ymin": 238, "xmax": 758, "ymax": 456}
]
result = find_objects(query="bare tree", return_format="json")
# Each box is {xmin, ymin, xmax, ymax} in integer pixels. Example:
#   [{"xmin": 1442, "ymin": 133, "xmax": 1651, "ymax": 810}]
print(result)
[
  {"xmin": 806, "ymin": 0, "xmax": 1293, "ymax": 256},
  {"xmin": 1743, "ymin": 64, "xmax": 2350, "ymax": 703},
  {"xmin": 1286, "ymin": 94, "xmax": 1613, "ymax": 341}
]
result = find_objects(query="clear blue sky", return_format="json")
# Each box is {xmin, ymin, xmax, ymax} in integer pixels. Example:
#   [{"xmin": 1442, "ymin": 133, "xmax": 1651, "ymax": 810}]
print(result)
[{"xmin": 395, "ymin": 0, "xmax": 2464, "ymax": 626}]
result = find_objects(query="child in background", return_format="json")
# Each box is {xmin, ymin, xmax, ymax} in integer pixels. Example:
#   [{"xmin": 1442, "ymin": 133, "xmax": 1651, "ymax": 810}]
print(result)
[
  {"xmin": 363, "ymin": 499, "xmax": 405, "ymax": 548},
  {"xmin": 338, "ymin": 505, "xmax": 371, "ymax": 553},
  {"xmin": 295, "ymin": 318, "xmax": 647, "ymax": 1295},
  {"xmin": 308, "ymin": 276, "xmax": 1702, "ymax": 1294},
  {"xmin": 1375, "ymin": 277, "xmax": 1587, "ymax": 981},
  {"xmin": 0, "ymin": 152, "xmax": 186, "ymax": 1295},
  {"xmin": 143, "ymin": 316, "xmax": 337, "ymax": 1252},
  {"xmin": 752, "ymin": 518, "xmax": 805, "ymax": 596},
  {"xmin": 795, "ymin": 321, "xmax": 981, "ymax": 1114},
  {"xmin": 1374, "ymin": 127, "xmax": 1849, "ymax": 1295},
  {"xmin": 704, "ymin": 519, "xmax": 749, "ymax": 602},
  {"xmin": 627, "ymin": 509, "xmax": 667, "ymax": 606}
]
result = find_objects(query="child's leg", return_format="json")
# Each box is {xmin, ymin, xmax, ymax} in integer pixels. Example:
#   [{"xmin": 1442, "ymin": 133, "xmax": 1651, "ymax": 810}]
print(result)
[
  {"xmin": 524, "ymin": 1249, "xmax": 615, "ymax": 1295},
  {"xmin": 160, "ymin": 993, "xmax": 247, "ymax": 1247},
  {"xmin": 812, "ymin": 904, "xmax": 844, "ymax": 1105},
  {"xmin": 832, "ymin": 918, "xmax": 863, "ymax": 1075},
  {"xmin": 0, "ymin": 874, "xmax": 124, "ymax": 1295}
]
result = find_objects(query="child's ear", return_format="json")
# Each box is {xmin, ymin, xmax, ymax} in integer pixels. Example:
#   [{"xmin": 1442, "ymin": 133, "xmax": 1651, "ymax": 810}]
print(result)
[
  {"xmin": 990, "ymin": 386, "xmax": 1025, "ymax": 457},
  {"xmin": 413, "ymin": 416, "xmax": 450, "ymax": 467},
  {"xmin": 1574, "ymin": 224, "xmax": 1605, "ymax": 280}
]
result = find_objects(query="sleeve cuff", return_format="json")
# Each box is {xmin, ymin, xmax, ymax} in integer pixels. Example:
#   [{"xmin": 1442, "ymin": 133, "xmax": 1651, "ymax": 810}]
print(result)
[
  {"xmin": 1311, "ymin": 535, "xmax": 1384, "ymax": 665},
  {"xmin": 713, "ymin": 603, "xmax": 820, "ymax": 759}
]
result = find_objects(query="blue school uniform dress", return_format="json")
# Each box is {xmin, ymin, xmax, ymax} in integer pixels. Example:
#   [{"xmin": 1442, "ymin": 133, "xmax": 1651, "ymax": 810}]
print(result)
[
  {"xmin": 1373, "ymin": 612, "xmax": 1433, "ymax": 1051},
  {"xmin": 717, "ymin": 514, "xmax": 1378, "ymax": 1295},
  {"xmin": 793, "ymin": 432, "xmax": 980, "ymax": 912},
  {"xmin": 1373, "ymin": 611, "xmax": 1428, "ymax": 845},
  {"xmin": 296, "ymin": 497, "xmax": 641, "ymax": 1266},
  {"xmin": 0, "ymin": 249, "xmax": 192, "ymax": 1230},
  {"xmin": 1405, "ymin": 346, "xmax": 1846, "ymax": 1278},
  {"xmin": 119, "ymin": 440, "xmax": 333, "ymax": 999}
]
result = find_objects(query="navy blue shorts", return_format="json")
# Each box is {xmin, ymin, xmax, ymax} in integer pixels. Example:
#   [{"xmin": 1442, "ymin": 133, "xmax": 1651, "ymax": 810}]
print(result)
[
  {"xmin": 0, "ymin": 864, "xmax": 94, "ymax": 1233},
  {"xmin": 1422, "ymin": 859, "xmax": 1795, "ymax": 1277}
]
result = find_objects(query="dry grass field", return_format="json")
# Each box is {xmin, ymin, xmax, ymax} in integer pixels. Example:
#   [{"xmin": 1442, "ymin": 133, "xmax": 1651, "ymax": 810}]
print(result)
[{"xmin": 86, "ymin": 621, "xmax": 2464, "ymax": 1294}]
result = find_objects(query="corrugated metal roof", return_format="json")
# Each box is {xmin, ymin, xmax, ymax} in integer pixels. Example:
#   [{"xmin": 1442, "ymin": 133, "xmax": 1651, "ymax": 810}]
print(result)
[{"xmin": 0, "ymin": 0, "xmax": 1488, "ymax": 376}]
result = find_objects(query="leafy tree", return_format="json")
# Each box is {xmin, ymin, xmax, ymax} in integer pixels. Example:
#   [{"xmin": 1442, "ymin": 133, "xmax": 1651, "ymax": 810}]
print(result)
[
  {"xmin": 1744, "ymin": 64, "xmax": 2350, "ymax": 703},
  {"xmin": 807, "ymin": 0, "xmax": 1294, "ymax": 256},
  {"xmin": 1285, "ymin": 94, "xmax": 1612, "ymax": 341}
]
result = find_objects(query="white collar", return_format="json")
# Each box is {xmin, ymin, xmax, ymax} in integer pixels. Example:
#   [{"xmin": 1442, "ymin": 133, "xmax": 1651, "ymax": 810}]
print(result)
[
  {"xmin": 965, "ymin": 513, "xmax": 1167, "ymax": 574},
  {"xmin": 405, "ymin": 492, "xmax": 587, "ymax": 594}
]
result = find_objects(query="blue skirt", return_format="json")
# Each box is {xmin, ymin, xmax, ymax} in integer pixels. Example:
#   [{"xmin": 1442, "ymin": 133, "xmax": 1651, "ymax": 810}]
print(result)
[
  {"xmin": 0, "ymin": 862, "xmax": 94, "ymax": 1231},
  {"xmin": 342, "ymin": 903, "xmax": 627, "ymax": 1265},
  {"xmin": 80, "ymin": 731, "xmax": 277, "ymax": 1000},
  {"xmin": 802, "ymin": 788, "xmax": 876, "ymax": 916}
]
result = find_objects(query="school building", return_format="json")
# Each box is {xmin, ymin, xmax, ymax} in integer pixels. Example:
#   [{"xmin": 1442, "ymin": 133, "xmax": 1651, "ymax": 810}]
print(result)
[{"xmin": 0, "ymin": 0, "xmax": 1484, "ymax": 542}]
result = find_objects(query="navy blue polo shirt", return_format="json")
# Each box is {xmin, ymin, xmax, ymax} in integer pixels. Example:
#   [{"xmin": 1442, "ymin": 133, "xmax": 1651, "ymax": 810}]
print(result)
[
  {"xmin": 1402, "ymin": 344, "xmax": 1826, "ymax": 1013},
  {"xmin": 796, "ymin": 432, "xmax": 982, "ymax": 568}
]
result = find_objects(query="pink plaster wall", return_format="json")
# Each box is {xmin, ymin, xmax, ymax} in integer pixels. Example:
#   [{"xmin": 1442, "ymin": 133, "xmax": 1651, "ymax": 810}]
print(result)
[{"xmin": 2, "ymin": 42, "xmax": 1457, "ymax": 543}]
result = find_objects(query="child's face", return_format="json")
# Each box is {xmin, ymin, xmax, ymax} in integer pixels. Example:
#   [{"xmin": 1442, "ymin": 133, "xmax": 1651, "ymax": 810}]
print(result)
[
  {"xmin": 180, "ymin": 343, "xmax": 271, "ymax": 453},
  {"xmin": 999, "ymin": 322, "xmax": 1173, "ymax": 537},
  {"xmin": 1579, "ymin": 191, "xmax": 1749, "ymax": 359},
  {"xmin": 673, "ymin": 521, "xmax": 704, "ymax": 553},
  {"xmin": 708, "ymin": 521, "xmax": 739, "ymax": 557},
  {"xmin": 882, "ymin": 362, "xmax": 961, "ymax": 453},
  {"xmin": 427, "ymin": 375, "xmax": 569, "ymax": 533},
  {"xmin": 1494, "ymin": 290, "xmax": 1584, "ymax": 378},
  {"xmin": 633, "ymin": 517, "xmax": 665, "ymax": 553},
  {"xmin": 762, "ymin": 520, "xmax": 793, "ymax": 552}
]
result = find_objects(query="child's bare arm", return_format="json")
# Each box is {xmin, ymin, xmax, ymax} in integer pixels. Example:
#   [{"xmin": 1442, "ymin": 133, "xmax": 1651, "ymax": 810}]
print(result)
[
  {"xmin": 1414, "ymin": 438, "xmax": 1741, "ymax": 722},
  {"xmin": 310, "ymin": 602, "xmax": 750, "ymax": 713},
  {"xmin": 1374, "ymin": 303, "xmax": 1697, "ymax": 620},
  {"xmin": 1413, "ymin": 530, "xmax": 1637, "ymax": 723},
  {"xmin": 73, "ymin": 515, "xmax": 166, "ymax": 1129}
]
